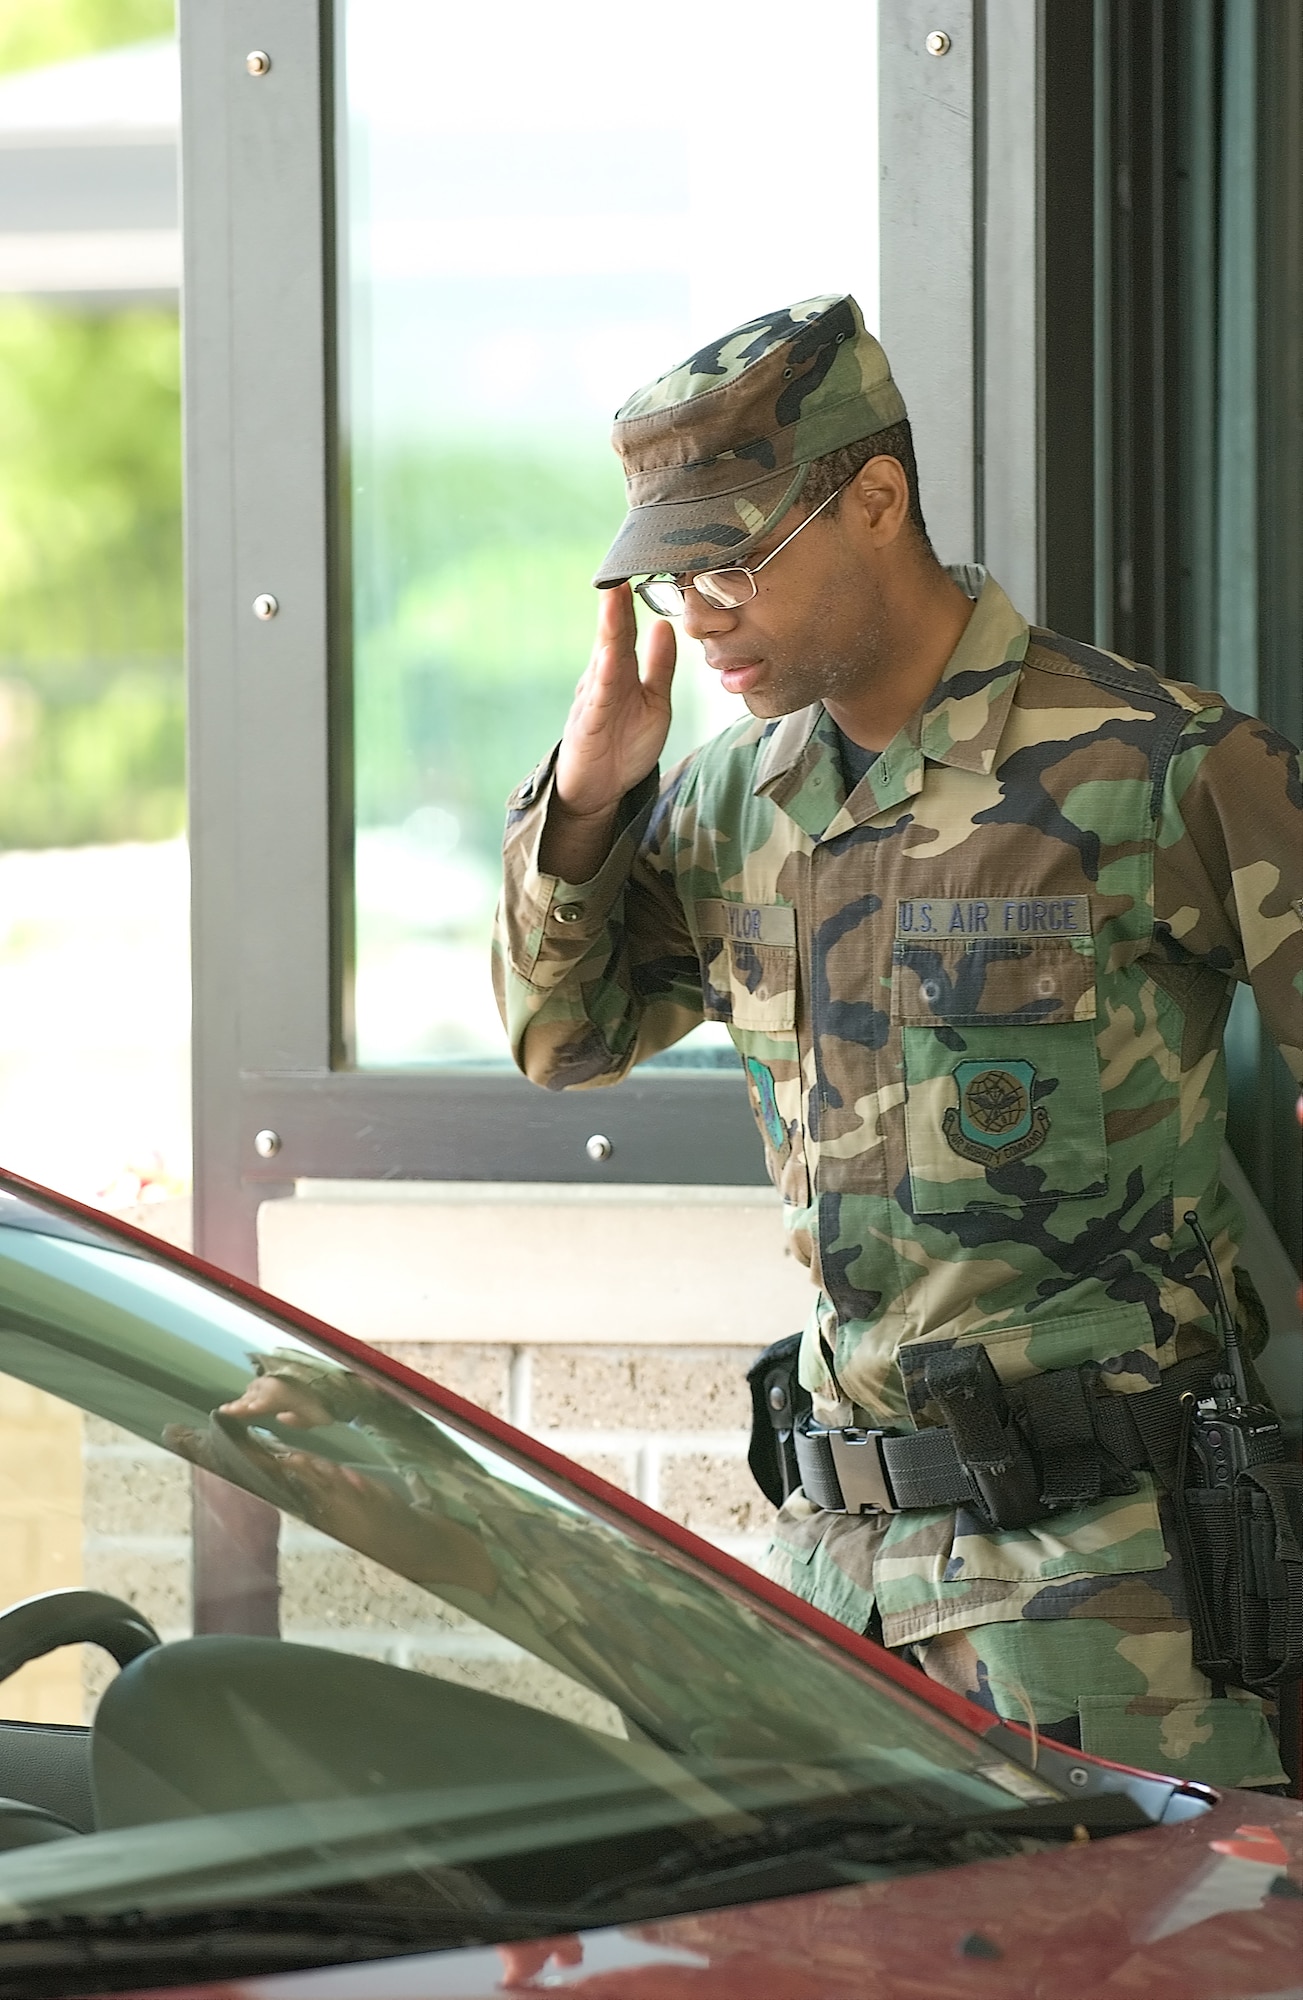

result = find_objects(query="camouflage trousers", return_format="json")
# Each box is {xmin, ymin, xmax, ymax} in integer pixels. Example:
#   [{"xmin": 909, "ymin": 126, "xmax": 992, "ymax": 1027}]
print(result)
[
  {"xmin": 768, "ymin": 1495, "xmax": 1288, "ymax": 1791},
  {"xmin": 904, "ymin": 1616, "xmax": 1286, "ymax": 1791}
]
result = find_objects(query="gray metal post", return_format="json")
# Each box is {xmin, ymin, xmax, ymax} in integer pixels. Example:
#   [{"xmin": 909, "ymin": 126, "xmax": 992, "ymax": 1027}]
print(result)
[
  {"xmin": 181, "ymin": 0, "xmax": 337, "ymax": 1631},
  {"xmin": 878, "ymin": 3, "xmax": 979, "ymax": 570},
  {"xmin": 879, "ymin": 4, "xmax": 1045, "ymax": 612},
  {"xmin": 182, "ymin": 0, "xmax": 335, "ymax": 1288},
  {"xmin": 981, "ymin": 1, "xmax": 1044, "ymax": 621}
]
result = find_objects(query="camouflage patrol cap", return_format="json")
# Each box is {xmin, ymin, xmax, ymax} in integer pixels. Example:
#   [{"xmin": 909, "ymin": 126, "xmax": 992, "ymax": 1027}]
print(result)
[{"xmin": 594, "ymin": 294, "xmax": 907, "ymax": 588}]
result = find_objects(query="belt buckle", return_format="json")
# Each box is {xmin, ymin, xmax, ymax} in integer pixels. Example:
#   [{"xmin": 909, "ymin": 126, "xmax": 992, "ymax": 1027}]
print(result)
[{"xmin": 827, "ymin": 1427, "xmax": 897, "ymax": 1514}]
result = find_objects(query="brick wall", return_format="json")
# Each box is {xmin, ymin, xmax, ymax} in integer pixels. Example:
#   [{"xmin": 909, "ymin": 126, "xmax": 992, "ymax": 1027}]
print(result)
[
  {"xmin": 256, "ymin": 1182, "xmax": 805, "ymax": 1574},
  {"xmin": 377, "ymin": 1341, "xmax": 770, "ymax": 1567},
  {"xmin": 120, "ymin": 1183, "xmax": 801, "ymax": 1567},
  {"xmin": 0, "ymin": 1377, "xmax": 82, "ymax": 1722},
  {"xmin": 13, "ymin": 1185, "xmax": 802, "ymax": 1727},
  {"xmin": 80, "ymin": 1417, "xmax": 193, "ymax": 1716}
]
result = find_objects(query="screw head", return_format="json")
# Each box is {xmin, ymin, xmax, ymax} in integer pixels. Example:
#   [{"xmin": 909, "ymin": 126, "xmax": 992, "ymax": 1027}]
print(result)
[
  {"xmin": 246, "ymin": 50, "xmax": 272, "ymax": 76},
  {"xmin": 925, "ymin": 29, "xmax": 952, "ymax": 55},
  {"xmin": 585, "ymin": 1134, "xmax": 613, "ymax": 1163},
  {"xmin": 1068, "ymin": 1766, "xmax": 1090, "ymax": 1788},
  {"xmin": 252, "ymin": 593, "xmax": 279, "ymax": 621},
  {"xmin": 253, "ymin": 1128, "xmax": 282, "ymax": 1159}
]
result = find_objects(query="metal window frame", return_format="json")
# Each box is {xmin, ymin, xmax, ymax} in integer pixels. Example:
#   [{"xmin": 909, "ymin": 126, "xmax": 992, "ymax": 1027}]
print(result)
[
  {"xmin": 184, "ymin": 1, "xmax": 1298, "ymax": 1282},
  {"xmin": 180, "ymin": 0, "xmax": 766, "ymax": 1283},
  {"xmin": 878, "ymin": 1, "xmax": 1095, "ymax": 620}
]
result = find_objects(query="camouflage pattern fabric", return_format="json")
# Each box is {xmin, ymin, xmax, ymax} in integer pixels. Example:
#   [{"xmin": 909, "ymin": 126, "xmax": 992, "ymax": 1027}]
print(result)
[
  {"xmin": 493, "ymin": 570, "xmax": 1303, "ymax": 1788},
  {"xmin": 914, "ymin": 1619, "xmax": 1287, "ymax": 1791},
  {"xmin": 763, "ymin": 1491, "xmax": 1286, "ymax": 1787},
  {"xmin": 594, "ymin": 294, "xmax": 905, "ymax": 586}
]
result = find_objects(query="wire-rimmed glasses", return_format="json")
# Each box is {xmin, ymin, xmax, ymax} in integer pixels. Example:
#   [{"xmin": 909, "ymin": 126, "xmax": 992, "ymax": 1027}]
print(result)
[{"xmin": 633, "ymin": 477, "xmax": 852, "ymax": 617}]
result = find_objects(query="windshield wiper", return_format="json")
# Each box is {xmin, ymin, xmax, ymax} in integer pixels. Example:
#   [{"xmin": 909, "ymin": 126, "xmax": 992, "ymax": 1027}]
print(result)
[
  {"xmin": 0, "ymin": 1793, "xmax": 1160, "ymax": 1994},
  {"xmin": 569, "ymin": 1789, "xmax": 1156, "ymax": 1916},
  {"xmin": 0, "ymin": 1899, "xmax": 572, "ymax": 1999}
]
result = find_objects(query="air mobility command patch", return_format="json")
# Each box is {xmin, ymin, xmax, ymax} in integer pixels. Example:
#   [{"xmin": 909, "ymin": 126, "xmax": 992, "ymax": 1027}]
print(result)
[
  {"xmin": 942, "ymin": 1059, "xmax": 1050, "ymax": 1167},
  {"xmin": 745, "ymin": 1057, "xmax": 787, "ymax": 1151}
]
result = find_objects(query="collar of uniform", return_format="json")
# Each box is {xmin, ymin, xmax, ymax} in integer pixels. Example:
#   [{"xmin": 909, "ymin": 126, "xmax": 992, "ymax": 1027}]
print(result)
[
  {"xmin": 751, "ymin": 573, "xmax": 1028, "ymax": 838},
  {"xmin": 916, "ymin": 571, "xmax": 1028, "ymax": 774},
  {"xmin": 836, "ymin": 574, "xmax": 1028, "ymax": 829},
  {"xmin": 751, "ymin": 705, "xmax": 839, "ymax": 840},
  {"xmin": 754, "ymin": 704, "xmax": 911, "ymax": 841}
]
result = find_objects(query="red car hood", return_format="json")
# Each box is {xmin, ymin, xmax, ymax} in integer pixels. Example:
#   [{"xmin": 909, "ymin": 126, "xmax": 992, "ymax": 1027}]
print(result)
[{"xmin": 113, "ymin": 1788, "xmax": 1302, "ymax": 2000}]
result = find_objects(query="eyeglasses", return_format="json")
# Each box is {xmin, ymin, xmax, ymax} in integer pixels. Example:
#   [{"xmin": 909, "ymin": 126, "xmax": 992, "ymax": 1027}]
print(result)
[{"xmin": 633, "ymin": 477, "xmax": 852, "ymax": 618}]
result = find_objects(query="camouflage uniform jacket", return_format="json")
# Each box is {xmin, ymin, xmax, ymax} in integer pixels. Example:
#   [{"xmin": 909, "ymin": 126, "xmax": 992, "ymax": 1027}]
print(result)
[{"xmin": 494, "ymin": 574, "xmax": 1303, "ymax": 1647}]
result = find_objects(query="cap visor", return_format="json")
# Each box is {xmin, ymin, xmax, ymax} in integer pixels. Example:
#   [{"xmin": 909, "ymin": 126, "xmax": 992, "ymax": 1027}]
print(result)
[{"xmin": 593, "ymin": 467, "xmax": 808, "ymax": 587}]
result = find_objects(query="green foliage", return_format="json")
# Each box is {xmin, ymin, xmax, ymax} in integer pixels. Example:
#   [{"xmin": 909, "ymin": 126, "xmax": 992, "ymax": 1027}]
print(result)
[
  {"xmin": 0, "ymin": 302, "xmax": 183, "ymax": 847},
  {"xmin": 352, "ymin": 442, "xmax": 723, "ymax": 859},
  {"xmin": 0, "ymin": 0, "xmax": 173, "ymax": 76},
  {"xmin": 0, "ymin": 304, "xmax": 182, "ymax": 657},
  {"xmin": 353, "ymin": 447, "xmax": 626, "ymax": 845},
  {"xmin": 0, "ymin": 664, "xmax": 183, "ymax": 846}
]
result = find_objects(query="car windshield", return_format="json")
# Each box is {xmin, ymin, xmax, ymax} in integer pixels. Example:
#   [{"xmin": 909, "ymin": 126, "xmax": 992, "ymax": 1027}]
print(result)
[{"xmin": 0, "ymin": 1176, "xmax": 1079, "ymax": 1972}]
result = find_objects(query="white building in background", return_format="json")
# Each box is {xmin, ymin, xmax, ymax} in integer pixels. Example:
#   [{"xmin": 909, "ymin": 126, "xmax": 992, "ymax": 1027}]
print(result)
[{"xmin": 0, "ymin": 39, "xmax": 178, "ymax": 299}]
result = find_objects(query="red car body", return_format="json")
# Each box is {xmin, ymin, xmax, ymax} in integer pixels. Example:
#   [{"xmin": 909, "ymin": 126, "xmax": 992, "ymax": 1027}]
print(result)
[
  {"xmin": 0, "ymin": 1173, "xmax": 1298, "ymax": 2000},
  {"xmin": 110, "ymin": 1797, "xmax": 1303, "ymax": 1999}
]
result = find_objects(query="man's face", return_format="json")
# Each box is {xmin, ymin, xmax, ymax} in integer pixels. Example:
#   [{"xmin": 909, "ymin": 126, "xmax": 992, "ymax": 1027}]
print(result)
[{"xmin": 677, "ymin": 499, "xmax": 890, "ymax": 719}]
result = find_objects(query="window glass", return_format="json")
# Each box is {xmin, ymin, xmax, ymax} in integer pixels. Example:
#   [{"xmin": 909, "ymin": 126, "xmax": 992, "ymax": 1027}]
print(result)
[
  {"xmin": 0, "ymin": 1171, "xmax": 1066, "ymax": 1946},
  {"xmin": 339, "ymin": 0, "xmax": 879, "ymax": 1067}
]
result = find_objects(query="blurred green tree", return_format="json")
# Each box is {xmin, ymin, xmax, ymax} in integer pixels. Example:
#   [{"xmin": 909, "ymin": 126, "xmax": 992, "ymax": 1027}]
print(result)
[
  {"xmin": 0, "ymin": 304, "xmax": 183, "ymax": 847},
  {"xmin": 0, "ymin": 4, "xmax": 182, "ymax": 848},
  {"xmin": 352, "ymin": 445, "xmax": 624, "ymax": 846},
  {"xmin": 0, "ymin": 0, "xmax": 173, "ymax": 74}
]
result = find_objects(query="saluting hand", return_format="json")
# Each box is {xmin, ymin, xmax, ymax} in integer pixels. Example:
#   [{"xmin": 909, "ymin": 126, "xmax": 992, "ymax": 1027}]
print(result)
[{"xmin": 542, "ymin": 585, "xmax": 675, "ymax": 880}]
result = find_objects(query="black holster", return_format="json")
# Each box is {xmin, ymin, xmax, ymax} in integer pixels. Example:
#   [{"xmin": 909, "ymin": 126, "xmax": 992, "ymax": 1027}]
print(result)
[
  {"xmin": 1176, "ymin": 1460, "xmax": 1303, "ymax": 1694},
  {"xmin": 745, "ymin": 1337, "xmax": 1303, "ymax": 1694},
  {"xmin": 746, "ymin": 1333, "xmax": 809, "ymax": 1507},
  {"xmin": 922, "ymin": 1345, "xmax": 1045, "ymax": 1529}
]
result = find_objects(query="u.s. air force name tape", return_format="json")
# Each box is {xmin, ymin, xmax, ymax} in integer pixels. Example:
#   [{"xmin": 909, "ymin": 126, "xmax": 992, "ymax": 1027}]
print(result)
[
  {"xmin": 695, "ymin": 898, "xmax": 1091, "ymax": 944},
  {"xmin": 896, "ymin": 896, "xmax": 1091, "ymax": 939}
]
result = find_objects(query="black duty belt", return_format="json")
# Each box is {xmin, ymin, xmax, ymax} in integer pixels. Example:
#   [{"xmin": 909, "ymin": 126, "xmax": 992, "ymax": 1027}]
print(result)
[
  {"xmin": 793, "ymin": 1351, "xmax": 1221, "ymax": 1526},
  {"xmin": 795, "ymin": 1418, "xmax": 973, "ymax": 1513}
]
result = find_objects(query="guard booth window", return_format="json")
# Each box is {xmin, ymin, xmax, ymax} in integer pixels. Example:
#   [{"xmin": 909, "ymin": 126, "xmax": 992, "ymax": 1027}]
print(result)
[
  {"xmin": 181, "ymin": 1, "xmax": 879, "ymax": 1272},
  {"xmin": 337, "ymin": 0, "xmax": 879, "ymax": 1070}
]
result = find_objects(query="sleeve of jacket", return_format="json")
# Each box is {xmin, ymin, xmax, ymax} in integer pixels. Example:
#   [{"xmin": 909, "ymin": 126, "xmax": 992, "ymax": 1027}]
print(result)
[
  {"xmin": 1153, "ymin": 698, "xmax": 1303, "ymax": 1082},
  {"xmin": 491, "ymin": 745, "xmax": 706, "ymax": 1089}
]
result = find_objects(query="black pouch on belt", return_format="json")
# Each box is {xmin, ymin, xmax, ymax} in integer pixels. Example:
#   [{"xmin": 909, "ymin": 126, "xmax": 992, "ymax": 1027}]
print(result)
[
  {"xmin": 923, "ymin": 1344, "xmax": 1044, "ymax": 1530},
  {"xmin": 746, "ymin": 1333, "xmax": 809, "ymax": 1506},
  {"xmin": 1178, "ymin": 1456, "xmax": 1303, "ymax": 1693},
  {"xmin": 1167, "ymin": 1209, "xmax": 1303, "ymax": 1691}
]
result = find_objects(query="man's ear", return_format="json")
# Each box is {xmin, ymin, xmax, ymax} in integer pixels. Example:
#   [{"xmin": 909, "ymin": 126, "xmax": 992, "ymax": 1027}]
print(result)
[{"xmin": 850, "ymin": 454, "xmax": 911, "ymax": 546}]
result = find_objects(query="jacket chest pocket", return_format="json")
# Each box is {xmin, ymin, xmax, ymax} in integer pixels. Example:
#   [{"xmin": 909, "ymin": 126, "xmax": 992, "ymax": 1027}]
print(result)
[
  {"xmin": 697, "ymin": 899, "xmax": 806, "ymax": 1203},
  {"xmin": 696, "ymin": 899, "xmax": 797, "ymax": 1033},
  {"xmin": 893, "ymin": 934, "xmax": 1107, "ymax": 1214}
]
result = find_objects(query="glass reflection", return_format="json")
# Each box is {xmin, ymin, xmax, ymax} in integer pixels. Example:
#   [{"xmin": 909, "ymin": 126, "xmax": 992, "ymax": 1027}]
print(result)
[{"xmin": 339, "ymin": 0, "xmax": 878, "ymax": 1066}]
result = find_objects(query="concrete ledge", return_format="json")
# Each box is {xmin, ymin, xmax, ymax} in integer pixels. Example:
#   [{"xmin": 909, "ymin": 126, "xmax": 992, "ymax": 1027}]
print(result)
[{"xmin": 257, "ymin": 1182, "xmax": 813, "ymax": 1348}]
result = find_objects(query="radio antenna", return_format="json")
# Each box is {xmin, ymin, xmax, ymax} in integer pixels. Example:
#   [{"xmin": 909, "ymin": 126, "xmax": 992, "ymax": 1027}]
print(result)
[{"xmin": 1183, "ymin": 1210, "xmax": 1249, "ymax": 1403}]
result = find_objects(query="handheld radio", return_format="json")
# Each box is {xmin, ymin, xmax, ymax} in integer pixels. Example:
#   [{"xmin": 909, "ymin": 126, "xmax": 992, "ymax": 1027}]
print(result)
[{"xmin": 1181, "ymin": 1210, "xmax": 1285, "ymax": 1488}]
